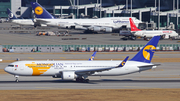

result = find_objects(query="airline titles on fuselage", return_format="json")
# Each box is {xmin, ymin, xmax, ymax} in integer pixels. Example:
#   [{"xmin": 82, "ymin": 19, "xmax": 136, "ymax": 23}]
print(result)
[
  {"xmin": 113, "ymin": 20, "xmax": 129, "ymax": 23},
  {"xmin": 27, "ymin": 62, "xmax": 83, "ymax": 69}
]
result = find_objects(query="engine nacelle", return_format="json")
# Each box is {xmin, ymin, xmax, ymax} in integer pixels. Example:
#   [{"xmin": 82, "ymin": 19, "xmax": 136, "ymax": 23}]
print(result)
[
  {"xmin": 104, "ymin": 28, "xmax": 112, "ymax": 32},
  {"xmin": 61, "ymin": 71, "xmax": 75, "ymax": 80},
  {"xmin": 93, "ymin": 27, "xmax": 101, "ymax": 32},
  {"xmin": 72, "ymin": 26, "xmax": 87, "ymax": 30}
]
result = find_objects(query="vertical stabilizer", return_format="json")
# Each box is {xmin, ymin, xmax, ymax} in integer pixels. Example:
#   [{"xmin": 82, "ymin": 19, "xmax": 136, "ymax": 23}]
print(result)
[
  {"xmin": 130, "ymin": 36, "xmax": 160, "ymax": 63},
  {"xmin": 7, "ymin": 8, "xmax": 17, "ymax": 19},
  {"xmin": 31, "ymin": 2, "xmax": 54, "ymax": 19},
  {"xmin": 89, "ymin": 51, "xmax": 97, "ymax": 61},
  {"xmin": 129, "ymin": 18, "xmax": 141, "ymax": 31}
]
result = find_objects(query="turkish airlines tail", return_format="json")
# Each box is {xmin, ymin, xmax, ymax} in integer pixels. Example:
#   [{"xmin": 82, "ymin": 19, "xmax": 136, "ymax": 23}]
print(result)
[{"xmin": 129, "ymin": 18, "xmax": 141, "ymax": 31}]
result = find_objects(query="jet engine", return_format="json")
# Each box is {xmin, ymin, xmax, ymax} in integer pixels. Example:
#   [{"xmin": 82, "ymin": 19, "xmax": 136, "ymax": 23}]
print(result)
[
  {"xmin": 61, "ymin": 71, "xmax": 75, "ymax": 80},
  {"xmin": 93, "ymin": 27, "xmax": 101, "ymax": 32},
  {"xmin": 104, "ymin": 28, "xmax": 112, "ymax": 32}
]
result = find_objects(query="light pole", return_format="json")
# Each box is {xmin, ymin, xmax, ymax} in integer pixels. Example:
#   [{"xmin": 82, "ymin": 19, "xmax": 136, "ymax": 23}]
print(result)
[
  {"xmin": 131, "ymin": 0, "xmax": 132, "ymax": 17},
  {"xmin": 126, "ymin": 0, "xmax": 128, "ymax": 11},
  {"xmin": 158, "ymin": 0, "xmax": 160, "ymax": 29},
  {"xmin": 155, "ymin": 0, "xmax": 156, "ymax": 12},
  {"xmin": 177, "ymin": 0, "xmax": 179, "ymax": 30},
  {"xmin": 100, "ymin": 0, "xmax": 102, "ymax": 18},
  {"xmin": 77, "ymin": 0, "xmax": 79, "ymax": 18}
]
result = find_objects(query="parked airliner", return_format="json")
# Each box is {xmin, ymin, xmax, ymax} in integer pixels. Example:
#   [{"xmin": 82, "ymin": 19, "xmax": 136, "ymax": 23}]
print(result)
[
  {"xmin": 7, "ymin": 8, "xmax": 34, "ymax": 26},
  {"xmin": 4, "ymin": 36, "xmax": 161, "ymax": 83},
  {"xmin": 31, "ymin": 2, "xmax": 142, "ymax": 33},
  {"xmin": 129, "ymin": 18, "xmax": 178, "ymax": 40},
  {"xmin": 7, "ymin": 8, "xmax": 47, "ymax": 27}
]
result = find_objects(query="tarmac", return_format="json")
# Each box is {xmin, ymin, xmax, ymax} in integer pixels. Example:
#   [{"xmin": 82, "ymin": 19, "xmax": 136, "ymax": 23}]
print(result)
[{"xmin": 0, "ymin": 23, "xmax": 180, "ymax": 45}]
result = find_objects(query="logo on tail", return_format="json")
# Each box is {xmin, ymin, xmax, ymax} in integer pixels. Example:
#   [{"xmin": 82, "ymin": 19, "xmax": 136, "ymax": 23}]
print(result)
[
  {"xmin": 143, "ymin": 45, "xmax": 156, "ymax": 60},
  {"xmin": 8, "ymin": 13, "xmax": 14, "ymax": 18},
  {"xmin": 35, "ymin": 6, "xmax": 43, "ymax": 15}
]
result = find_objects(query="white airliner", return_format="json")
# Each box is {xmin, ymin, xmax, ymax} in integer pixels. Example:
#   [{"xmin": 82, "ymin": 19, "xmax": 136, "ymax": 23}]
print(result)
[
  {"xmin": 7, "ymin": 8, "xmax": 47, "ymax": 27},
  {"xmin": 129, "ymin": 18, "xmax": 178, "ymax": 40},
  {"xmin": 31, "ymin": 2, "xmax": 142, "ymax": 33},
  {"xmin": 4, "ymin": 36, "xmax": 161, "ymax": 83},
  {"xmin": 7, "ymin": 8, "xmax": 34, "ymax": 26}
]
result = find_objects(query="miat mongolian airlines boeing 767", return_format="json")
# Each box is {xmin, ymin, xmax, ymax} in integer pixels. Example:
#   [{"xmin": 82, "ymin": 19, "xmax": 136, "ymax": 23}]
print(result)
[{"xmin": 4, "ymin": 36, "xmax": 160, "ymax": 83}]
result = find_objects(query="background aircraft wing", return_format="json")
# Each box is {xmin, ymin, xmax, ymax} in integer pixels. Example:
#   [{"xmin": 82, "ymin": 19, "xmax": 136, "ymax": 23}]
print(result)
[{"xmin": 35, "ymin": 19, "xmax": 50, "ymax": 24}]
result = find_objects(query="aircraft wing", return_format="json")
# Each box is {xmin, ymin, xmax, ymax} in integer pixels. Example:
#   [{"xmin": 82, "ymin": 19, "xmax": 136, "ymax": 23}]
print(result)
[
  {"xmin": 75, "ymin": 56, "xmax": 129, "ymax": 75},
  {"xmin": 75, "ymin": 67, "xmax": 116, "ymax": 74},
  {"xmin": 74, "ymin": 23, "xmax": 116, "ymax": 29},
  {"xmin": 35, "ymin": 19, "xmax": 50, "ymax": 24}
]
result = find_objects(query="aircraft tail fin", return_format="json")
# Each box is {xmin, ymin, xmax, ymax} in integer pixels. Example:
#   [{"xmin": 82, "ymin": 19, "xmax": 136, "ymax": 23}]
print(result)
[
  {"xmin": 7, "ymin": 8, "xmax": 17, "ymax": 19},
  {"xmin": 31, "ymin": 2, "xmax": 54, "ymax": 19},
  {"xmin": 130, "ymin": 36, "xmax": 161, "ymax": 63},
  {"xmin": 129, "ymin": 18, "xmax": 141, "ymax": 31},
  {"xmin": 89, "ymin": 51, "xmax": 97, "ymax": 61}
]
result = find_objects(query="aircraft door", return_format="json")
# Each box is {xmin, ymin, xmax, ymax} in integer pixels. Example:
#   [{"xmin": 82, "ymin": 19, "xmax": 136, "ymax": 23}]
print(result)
[
  {"xmin": 20, "ymin": 64, "xmax": 24, "ymax": 70},
  {"xmin": 125, "ymin": 66, "xmax": 128, "ymax": 70}
]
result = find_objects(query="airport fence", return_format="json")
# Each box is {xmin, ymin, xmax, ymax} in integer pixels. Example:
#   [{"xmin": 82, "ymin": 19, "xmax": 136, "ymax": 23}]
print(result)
[{"xmin": 1, "ymin": 44, "xmax": 180, "ymax": 52}]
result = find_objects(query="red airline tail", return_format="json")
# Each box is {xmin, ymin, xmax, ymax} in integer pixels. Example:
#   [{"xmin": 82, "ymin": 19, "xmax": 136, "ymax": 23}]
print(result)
[{"xmin": 129, "ymin": 18, "xmax": 141, "ymax": 31}]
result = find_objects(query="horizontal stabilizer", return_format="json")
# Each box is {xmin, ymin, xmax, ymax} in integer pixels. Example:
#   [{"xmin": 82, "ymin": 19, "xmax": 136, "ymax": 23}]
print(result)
[{"xmin": 138, "ymin": 64, "xmax": 161, "ymax": 68}]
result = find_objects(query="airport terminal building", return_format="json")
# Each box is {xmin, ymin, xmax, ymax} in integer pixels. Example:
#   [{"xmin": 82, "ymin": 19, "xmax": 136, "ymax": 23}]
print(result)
[{"xmin": 0, "ymin": 0, "xmax": 180, "ymax": 30}]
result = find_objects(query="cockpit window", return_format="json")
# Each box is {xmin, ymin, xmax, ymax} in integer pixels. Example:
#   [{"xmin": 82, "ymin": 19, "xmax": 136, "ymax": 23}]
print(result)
[{"xmin": 8, "ymin": 65, "xmax": 14, "ymax": 67}]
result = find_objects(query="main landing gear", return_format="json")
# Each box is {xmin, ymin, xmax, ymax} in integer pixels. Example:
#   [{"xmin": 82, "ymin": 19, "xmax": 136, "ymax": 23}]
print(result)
[
  {"xmin": 76, "ymin": 75, "xmax": 89, "ymax": 83},
  {"xmin": 14, "ymin": 75, "xmax": 19, "ymax": 82},
  {"xmin": 76, "ymin": 78, "xmax": 89, "ymax": 83}
]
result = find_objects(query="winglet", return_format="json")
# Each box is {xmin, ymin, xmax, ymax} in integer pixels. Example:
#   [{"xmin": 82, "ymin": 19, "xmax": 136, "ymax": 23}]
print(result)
[
  {"xmin": 89, "ymin": 51, "xmax": 97, "ymax": 61},
  {"xmin": 117, "ymin": 56, "xmax": 129, "ymax": 67},
  {"xmin": 129, "ymin": 18, "xmax": 141, "ymax": 31},
  {"xmin": 31, "ymin": 2, "xmax": 54, "ymax": 19},
  {"xmin": 7, "ymin": 8, "xmax": 17, "ymax": 19}
]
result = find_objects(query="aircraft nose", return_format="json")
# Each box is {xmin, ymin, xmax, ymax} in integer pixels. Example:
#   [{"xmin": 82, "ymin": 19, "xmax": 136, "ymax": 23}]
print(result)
[{"xmin": 4, "ymin": 67, "xmax": 11, "ymax": 73}]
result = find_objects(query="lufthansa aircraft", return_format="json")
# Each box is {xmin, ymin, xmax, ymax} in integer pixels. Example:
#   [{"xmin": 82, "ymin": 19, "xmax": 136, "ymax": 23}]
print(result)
[
  {"xmin": 7, "ymin": 8, "xmax": 47, "ymax": 27},
  {"xmin": 31, "ymin": 2, "xmax": 142, "ymax": 33},
  {"xmin": 7, "ymin": 8, "xmax": 34, "ymax": 26},
  {"xmin": 5, "ymin": 36, "xmax": 161, "ymax": 83},
  {"xmin": 129, "ymin": 18, "xmax": 178, "ymax": 40}
]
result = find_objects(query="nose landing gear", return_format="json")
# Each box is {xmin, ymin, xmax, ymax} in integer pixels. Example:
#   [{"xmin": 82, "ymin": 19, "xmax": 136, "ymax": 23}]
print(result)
[{"xmin": 14, "ymin": 75, "xmax": 19, "ymax": 82}]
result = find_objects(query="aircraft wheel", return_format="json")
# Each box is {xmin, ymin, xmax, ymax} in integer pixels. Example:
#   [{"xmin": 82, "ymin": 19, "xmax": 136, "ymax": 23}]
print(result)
[
  {"xmin": 76, "ymin": 78, "xmax": 79, "ymax": 82},
  {"xmin": 85, "ymin": 79, "xmax": 89, "ymax": 83},
  {"xmin": 15, "ymin": 79, "xmax": 19, "ymax": 83}
]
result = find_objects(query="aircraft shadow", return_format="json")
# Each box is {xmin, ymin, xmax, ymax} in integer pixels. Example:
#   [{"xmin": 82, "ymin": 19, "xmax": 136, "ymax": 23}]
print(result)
[{"xmin": 0, "ymin": 79, "xmax": 180, "ymax": 84}]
